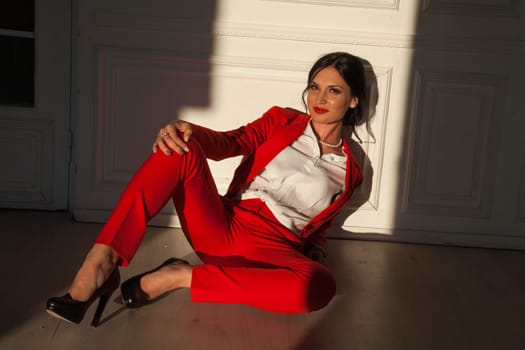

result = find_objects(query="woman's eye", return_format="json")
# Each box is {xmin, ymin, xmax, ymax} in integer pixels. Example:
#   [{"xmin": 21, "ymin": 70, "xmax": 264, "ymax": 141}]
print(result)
[
  {"xmin": 309, "ymin": 84, "xmax": 318, "ymax": 90},
  {"xmin": 329, "ymin": 88, "xmax": 341, "ymax": 94}
]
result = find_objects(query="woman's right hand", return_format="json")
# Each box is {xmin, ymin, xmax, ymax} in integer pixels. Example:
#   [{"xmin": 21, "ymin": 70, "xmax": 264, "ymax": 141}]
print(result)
[{"xmin": 153, "ymin": 120, "xmax": 193, "ymax": 156}]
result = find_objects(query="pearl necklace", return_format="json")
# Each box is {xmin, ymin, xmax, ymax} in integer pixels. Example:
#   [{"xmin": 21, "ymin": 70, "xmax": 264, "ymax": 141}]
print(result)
[{"xmin": 319, "ymin": 138, "xmax": 343, "ymax": 148}]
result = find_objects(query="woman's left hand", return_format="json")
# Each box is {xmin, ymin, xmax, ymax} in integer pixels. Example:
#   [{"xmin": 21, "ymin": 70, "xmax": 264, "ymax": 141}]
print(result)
[{"xmin": 153, "ymin": 120, "xmax": 193, "ymax": 156}]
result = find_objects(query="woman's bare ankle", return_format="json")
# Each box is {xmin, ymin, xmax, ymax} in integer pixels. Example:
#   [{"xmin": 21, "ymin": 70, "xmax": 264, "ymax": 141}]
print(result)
[
  {"xmin": 68, "ymin": 244, "xmax": 120, "ymax": 301},
  {"xmin": 87, "ymin": 244, "xmax": 120, "ymax": 266},
  {"xmin": 140, "ymin": 263, "xmax": 192, "ymax": 300}
]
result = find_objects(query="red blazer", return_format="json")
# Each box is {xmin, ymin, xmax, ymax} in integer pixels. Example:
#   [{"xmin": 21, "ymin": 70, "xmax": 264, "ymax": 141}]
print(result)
[{"xmin": 191, "ymin": 106, "xmax": 363, "ymax": 249}]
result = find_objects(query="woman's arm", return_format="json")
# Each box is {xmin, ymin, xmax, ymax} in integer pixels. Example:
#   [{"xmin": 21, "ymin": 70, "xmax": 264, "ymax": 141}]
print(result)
[
  {"xmin": 191, "ymin": 106, "xmax": 295, "ymax": 160},
  {"xmin": 154, "ymin": 106, "xmax": 295, "ymax": 160}
]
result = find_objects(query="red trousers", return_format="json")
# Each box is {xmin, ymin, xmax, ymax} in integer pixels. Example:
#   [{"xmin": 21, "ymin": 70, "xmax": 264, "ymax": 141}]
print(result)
[{"xmin": 95, "ymin": 139, "xmax": 336, "ymax": 313}]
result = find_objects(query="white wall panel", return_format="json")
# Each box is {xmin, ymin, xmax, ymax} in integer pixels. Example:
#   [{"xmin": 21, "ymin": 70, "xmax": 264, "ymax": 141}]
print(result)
[
  {"xmin": 216, "ymin": 0, "xmax": 418, "ymax": 35},
  {"xmin": 265, "ymin": 0, "xmax": 400, "ymax": 10},
  {"xmin": 518, "ymin": 150, "xmax": 525, "ymax": 223},
  {"xmin": 96, "ymin": 49, "xmax": 213, "ymax": 184},
  {"xmin": 404, "ymin": 69, "xmax": 506, "ymax": 219},
  {"xmin": 418, "ymin": 0, "xmax": 525, "ymax": 42},
  {"xmin": 422, "ymin": 0, "xmax": 522, "ymax": 17},
  {"xmin": 0, "ymin": 119, "xmax": 53, "ymax": 205}
]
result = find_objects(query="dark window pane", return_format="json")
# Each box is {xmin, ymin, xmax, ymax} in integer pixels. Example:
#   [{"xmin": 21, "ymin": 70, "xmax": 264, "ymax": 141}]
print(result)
[
  {"xmin": 0, "ymin": 35, "xmax": 35, "ymax": 107},
  {"xmin": 0, "ymin": 0, "xmax": 34, "ymax": 32}
]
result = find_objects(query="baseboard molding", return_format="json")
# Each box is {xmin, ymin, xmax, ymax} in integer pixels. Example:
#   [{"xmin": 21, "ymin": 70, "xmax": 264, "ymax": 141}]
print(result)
[
  {"xmin": 328, "ymin": 227, "xmax": 525, "ymax": 251},
  {"xmin": 73, "ymin": 209, "xmax": 525, "ymax": 250}
]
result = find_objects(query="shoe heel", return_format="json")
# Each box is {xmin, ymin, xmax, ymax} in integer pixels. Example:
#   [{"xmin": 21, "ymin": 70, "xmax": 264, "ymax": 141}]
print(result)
[{"xmin": 90, "ymin": 291, "xmax": 113, "ymax": 327}]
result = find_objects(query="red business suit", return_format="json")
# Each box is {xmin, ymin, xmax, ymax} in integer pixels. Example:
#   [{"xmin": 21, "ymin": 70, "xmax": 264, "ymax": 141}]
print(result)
[{"xmin": 95, "ymin": 106, "xmax": 363, "ymax": 313}]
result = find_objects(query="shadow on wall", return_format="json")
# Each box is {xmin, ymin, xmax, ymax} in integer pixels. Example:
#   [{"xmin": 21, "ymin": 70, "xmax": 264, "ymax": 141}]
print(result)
[
  {"xmin": 349, "ymin": 58, "xmax": 379, "ymax": 213},
  {"xmin": 393, "ymin": 1, "xmax": 525, "ymax": 248},
  {"xmin": 330, "ymin": 57, "xmax": 378, "ymax": 230},
  {"xmin": 108, "ymin": 0, "xmax": 219, "ymax": 167},
  {"xmin": 0, "ymin": 0, "xmax": 219, "ymax": 340},
  {"xmin": 333, "ymin": 4, "xmax": 525, "ymax": 251}
]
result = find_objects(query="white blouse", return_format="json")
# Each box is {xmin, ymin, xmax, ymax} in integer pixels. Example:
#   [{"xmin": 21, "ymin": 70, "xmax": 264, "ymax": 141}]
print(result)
[{"xmin": 240, "ymin": 121, "xmax": 347, "ymax": 233}]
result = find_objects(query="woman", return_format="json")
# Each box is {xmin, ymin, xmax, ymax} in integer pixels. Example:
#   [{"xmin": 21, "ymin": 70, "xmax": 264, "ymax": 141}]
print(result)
[{"xmin": 46, "ymin": 52, "xmax": 371, "ymax": 327}]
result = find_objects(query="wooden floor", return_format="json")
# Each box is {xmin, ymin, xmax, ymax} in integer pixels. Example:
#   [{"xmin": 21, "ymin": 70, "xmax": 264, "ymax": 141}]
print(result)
[{"xmin": 1, "ymin": 209, "xmax": 524, "ymax": 350}]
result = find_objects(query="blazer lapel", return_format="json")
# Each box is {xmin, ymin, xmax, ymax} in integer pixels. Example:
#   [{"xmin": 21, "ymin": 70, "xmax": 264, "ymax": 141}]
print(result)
[{"xmin": 244, "ymin": 116, "xmax": 309, "ymax": 184}]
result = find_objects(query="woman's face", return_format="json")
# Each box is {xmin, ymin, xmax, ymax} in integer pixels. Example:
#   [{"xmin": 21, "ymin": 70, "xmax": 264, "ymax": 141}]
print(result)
[{"xmin": 306, "ymin": 66, "xmax": 358, "ymax": 125}]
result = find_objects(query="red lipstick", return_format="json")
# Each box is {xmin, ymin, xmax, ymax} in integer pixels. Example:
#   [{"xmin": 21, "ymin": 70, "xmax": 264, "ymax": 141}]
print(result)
[{"xmin": 313, "ymin": 107, "xmax": 328, "ymax": 114}]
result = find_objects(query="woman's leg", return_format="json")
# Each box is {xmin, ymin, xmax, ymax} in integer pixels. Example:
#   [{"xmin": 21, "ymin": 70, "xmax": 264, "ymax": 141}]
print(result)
[
  {"xmin": 135, "ymin": 197, "xmax": 336, "ymax": 314},
  {"xmin": 70, "ymin": 138, "xmax": 229, "ymax": 300},
  {"xmin": 192, "ymin": 251, "xmax": 336, "ymax": 313},
  {"xmin": 188, "ymin": 199, "xmax": 336, "ymax": 313},
  {"xmin": 95, "ymin": 138, "xmax": 229, "ymax": 265},
  {"xmin": 139, "ymin": 244, "xmax": 335, "ymax": 314}
]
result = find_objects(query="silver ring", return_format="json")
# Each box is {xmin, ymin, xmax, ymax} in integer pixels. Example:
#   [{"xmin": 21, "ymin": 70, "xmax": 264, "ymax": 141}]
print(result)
[{"xmin": 162, "ymin": 131, "xmax": 168, "ymax": 138}]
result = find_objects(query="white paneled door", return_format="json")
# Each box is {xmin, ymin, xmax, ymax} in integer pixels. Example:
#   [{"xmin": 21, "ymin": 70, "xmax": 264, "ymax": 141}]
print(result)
[{"xmin": 0, "ymin": 1, "xmax": 71, "ymax": 210}]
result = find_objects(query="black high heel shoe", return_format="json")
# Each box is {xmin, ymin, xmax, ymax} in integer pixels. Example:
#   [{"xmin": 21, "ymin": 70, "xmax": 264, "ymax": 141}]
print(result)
[
  {"xmin": 121, "ymin": 257, "xmax": 188, "ymax": 309},
  {"xmin": 46, "ymin": 269, "xmax": 120, "ymax": 327}
]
